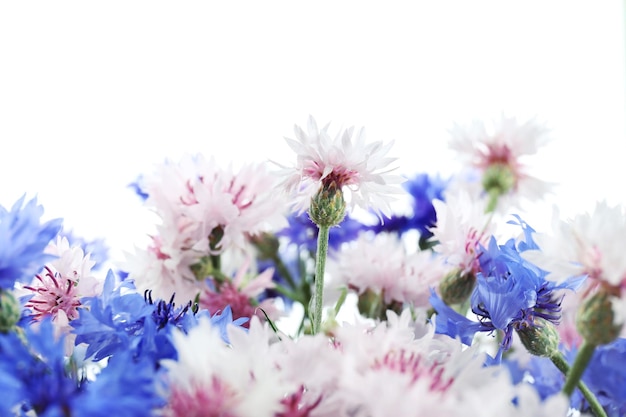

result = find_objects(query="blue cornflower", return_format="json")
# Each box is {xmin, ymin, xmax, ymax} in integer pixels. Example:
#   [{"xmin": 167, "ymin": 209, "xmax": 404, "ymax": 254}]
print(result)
[
  {"xmin": 0, "ymin": 318, "xmax": 81, "ymax": 416},
  {"xmin": 369, "ymin": 172, "xmax": 448, "ymax": 240},
  {"xmin": 76, "ymin": 350, "xmax": 166, "ymax": 417},
  {"xmin": 72, "ymin": 270, "xmax": 156, "ymax": 361},
  {"xmin": 72, "ymin": 269, "xmax": 248, "ymax": 363},
  {"xmin": 582, "ymin": 338, "xmax": 626, "ymax": 416},
  {"xmin": 430, "ymin": 217, "xmax": 579, "ymax": 361},
  {"xmin": 0, "ymin": 195, "xmax": 63, "ymax": 289}
]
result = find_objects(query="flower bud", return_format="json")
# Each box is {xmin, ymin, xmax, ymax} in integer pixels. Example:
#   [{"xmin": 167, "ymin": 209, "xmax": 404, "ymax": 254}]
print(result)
[
  {"xmin": 439, "ymin": 269, "xmax": 476, "ymax": 306},
  {"xmin": 577, "ymin": 290, "xmax": 622, "ymax": 346},
  {"xmin": 308, "ymin": 181, "xmax": 346, "ymax": 228},
  {"xmin": 482, "ymin": 163, "xmax": 515, "ymax": 197},
  {"xmin": 516, "ymin": 318, "xmax": 560, "ymax": 357},
  {"xmin": 0, "ymin": 291, "xmax": 21, "ymax": 333}
]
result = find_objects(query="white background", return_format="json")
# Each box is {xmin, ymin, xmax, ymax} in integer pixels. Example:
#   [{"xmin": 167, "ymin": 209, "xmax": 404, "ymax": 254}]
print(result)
[{"xmin": 1, "ymin": 2, "xmax": 625, "ymax": 263}]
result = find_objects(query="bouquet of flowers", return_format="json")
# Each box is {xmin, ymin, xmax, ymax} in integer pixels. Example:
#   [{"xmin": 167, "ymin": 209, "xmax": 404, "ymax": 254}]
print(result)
[{"xmin": 0, "ymin": 115, "xmax": 624, "ymax": 417}]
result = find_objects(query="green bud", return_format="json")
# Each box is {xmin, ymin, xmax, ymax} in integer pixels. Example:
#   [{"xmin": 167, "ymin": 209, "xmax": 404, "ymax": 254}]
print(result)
[
  {"xmin": 516, "ymin": 318, "xmax": 561, "ymax": 357},
  {"xmin": 308, "ymin": 181, "xmax": 346, "ymax": 228},
  {"xmin": 577, "ymin": 290, "xmax": 622, "ymax": 346},
  {"xmin": 439, "ymin": 269, "xmax": 476, "ymax": 306},
  {"xmin": 482, "ymin": 163, "xmax": 516, "ymax": 197},
  {"xmin": 0, "ymin": 291, "xmax": 21, "ymax": 333}
]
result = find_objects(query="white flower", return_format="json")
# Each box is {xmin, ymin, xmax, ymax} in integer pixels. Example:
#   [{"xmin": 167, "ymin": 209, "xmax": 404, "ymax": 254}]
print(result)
[
  {"xmin": 277, "ymin": 115, "xmax": 404, "ymax": 218},
  {"xmin": 523, "ymin": 201, "xmax": 626, "ymax": 289},
  {"xmin": 430, "ymin": 189, "xmax": 496, "ymax": 275},
  {"xmin": 124, "ymin": 154, "xmax": 289, "ymax": 303},
  {"xmin": 328, "ymin": 232, "xmax": 448, "ymax": 309},
  {"xmin": 448, "ymin": 114, "xmax": 552, "ymax": 207},
  {"xmin": 162, "ymin": 317, "xmax": 294, "ymax": 417}
]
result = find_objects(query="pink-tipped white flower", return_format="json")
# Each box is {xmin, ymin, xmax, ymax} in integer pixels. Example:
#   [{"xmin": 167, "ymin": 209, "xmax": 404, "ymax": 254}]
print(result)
[
  {"xmin": 429, "ymin": 189, "xmax": 496, "ymax": 276},
  {"xmin": 21, "ymin": 236, "xmax": 102, "ymax": 352},
  {"xmin": 524, "ymin": 202, "xmax": 626, "ymax": 290},
  {"xmin": 163, "ymin": 316, "xmax": 295, "ymax": 417},
  {"xmin": 277, "ymin": 116, "xmax": 403, "ymax": 218},
  {"xmin": 448, "ymin": 115, "xmax": 552, "ymax": 207},
  {"xmin": 523, "ymin": 201, "xmax": 626, "ymax": 336},
  {"xmin": 328, "ymin": 232, "xmax": 449, "ymax": 311},
  {"xmin": 200, "ymin": 258, "xmax": 280, "ymax": 325},
  {"xmin": 124, "ymin": 154, "xmax": 289, "ymax": 303}
]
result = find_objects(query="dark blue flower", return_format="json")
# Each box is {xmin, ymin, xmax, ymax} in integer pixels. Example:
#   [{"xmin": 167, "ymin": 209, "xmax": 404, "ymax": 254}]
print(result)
[
  {"xmin": 72, "ymin": 269, "xmax": 247, "ymax": 364},
  {"xmin": 369, "ymin": 172, "xmax": 448, "ymax": 241},
  {"xmin": 0, "ymin": 195, "xmax": 63, "ymax": 289}
]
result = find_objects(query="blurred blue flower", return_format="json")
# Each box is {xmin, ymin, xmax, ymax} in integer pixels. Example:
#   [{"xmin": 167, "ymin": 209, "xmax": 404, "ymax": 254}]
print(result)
[
  {"xmin": 582, "ymin": 338, "xmax": 626, "ymax": 417},
  {"xmin": 128, "ymin": 176, "xmax": 149, "ymax": 201},
  {"xmin": 0, "ymin": 318, "xmax": 81, "ymax": 416},
  {"xmin": 276, "ymin": 212, "xmax": 365, "ymax": 253},
  {"xmin": 77, "ymin": 350, "xmax": 166, "ymax": 417},
  {"xmin": 369, "ymin": 172, "xmax": 448, "ymax": 241},
  {"xmin": 0, "ymin": 195, "xmax": 63, "ymax": 289}
]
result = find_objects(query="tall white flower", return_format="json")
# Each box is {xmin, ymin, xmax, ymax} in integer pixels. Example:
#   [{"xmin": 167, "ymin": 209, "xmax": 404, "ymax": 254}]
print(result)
[
  {"xmin": 448, "ymin": 115, "xmax": 552, "ymax": 209},
  {"xmin": 523, "ymin": 202, "xmax": 626, "ymax": 289},
  {"xmin": 277, "ymin": 115, "xmax": 403, "ymax": 218},
  {"xmin": 523, "ymin": 201, "xmax": 626, "ymax": 338}
]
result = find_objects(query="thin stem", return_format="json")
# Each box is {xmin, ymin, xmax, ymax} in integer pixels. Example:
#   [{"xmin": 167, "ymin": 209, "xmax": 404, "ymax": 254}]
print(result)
[
  {"xmin": 550, "ymin": 351, "xmax": 607, "ymax": 417},
  {"xmin": 562, "ymin": 340, "xmax": 596, "ymax": 397},
  {"xmin": 312, "ymin": 225, "xmax": 330, "ymax": 335}
]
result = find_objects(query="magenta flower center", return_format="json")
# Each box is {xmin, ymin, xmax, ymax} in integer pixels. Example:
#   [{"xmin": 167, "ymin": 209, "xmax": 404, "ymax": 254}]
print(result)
[{"xmin": 24, "ymin": 266, "xmax": 81, "ymax": 321}]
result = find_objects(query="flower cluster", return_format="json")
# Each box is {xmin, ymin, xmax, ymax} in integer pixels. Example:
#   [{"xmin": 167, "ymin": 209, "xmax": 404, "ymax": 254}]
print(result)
[{"xmin": 0, "ymin": 115, "xmax": 624, "ymax": 416}]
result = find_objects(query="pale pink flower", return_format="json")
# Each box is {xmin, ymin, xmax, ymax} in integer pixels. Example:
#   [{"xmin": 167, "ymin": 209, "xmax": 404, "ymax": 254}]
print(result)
[
  {"xmin": 162, "ymin": 316, "xmax": 295, "ymax": 417},
  {"xmin": 330, "ymin": 310, "xmax": 520, "ymax": 417},
  {"xmin": 429, "ymin": 189, "xmax": 496, "ymax": 276},
  {"xmin": 448, "ymin": 115, "xmax": 552, "ymax": 207},
  {"xmin": 524, "ymin": 202, "xmax": 626, "ymax": 289},
  {"xmin": 523, "ymin": 201, "xmax": 626, "ymax": 335},
  {"xmin": 21, "ymin": 236, "xmax": 102, "ymax": 352},
  {"xmin": 23, "ymin": 236, "xmax": 100, "ymax": 324},
  {"xmin": 328, "ymin": 232, "xmax": 449, "ymax": 310},
  {"xmin": 277, "ymin": 115, "xmax": 403, "ymax": 218},
  {"xmin": 200, "ymin": 259, "xmax": 280, "ymax": 325},
  {"xmin": 124, "ymin": 154, "xmax": 288, "ymax": 303}
]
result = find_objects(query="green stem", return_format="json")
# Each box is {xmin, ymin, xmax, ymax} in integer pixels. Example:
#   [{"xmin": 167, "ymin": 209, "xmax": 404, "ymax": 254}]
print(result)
[
  {"xmin": 312, "ymin": 225, "xmax": 330, "ymax": 335},
  {"xmin": 562, "ymin": 340, "xmax": 596, "ymax": 397},
  {"xmin": 551, "ymin": 351, "xmax": 607, "ymax": 417}
]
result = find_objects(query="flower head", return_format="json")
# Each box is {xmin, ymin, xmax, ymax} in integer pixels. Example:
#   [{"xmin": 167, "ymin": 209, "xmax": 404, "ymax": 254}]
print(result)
[
  {"xmin": 430, "ymin": 218, "xmax": 579, "ymax": 360},
  {"xmin": 124, "ymin": 154, "xmax": 288, "ymax": 304},
  {"xmin": 448, "ymin": 115, "xmax": 552, "ymax": 209},
  {"xmin": 277, "ymin": 116, "xmax": 403, "ymax": 219}
]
